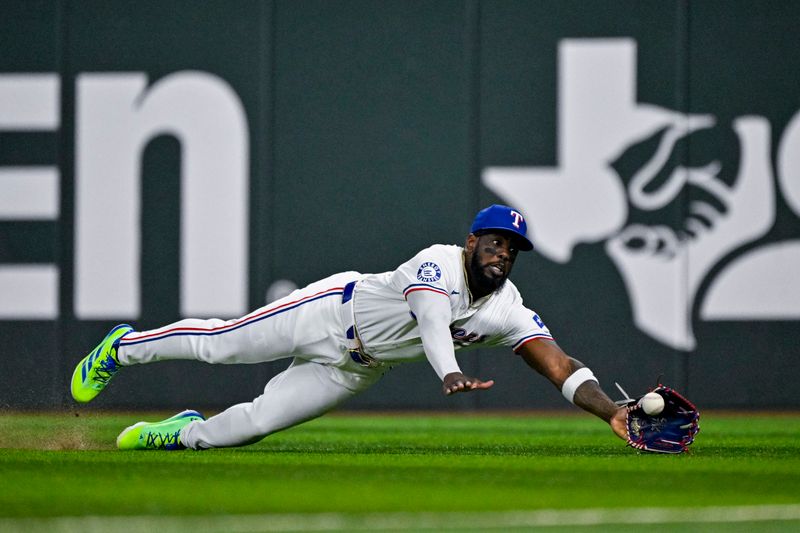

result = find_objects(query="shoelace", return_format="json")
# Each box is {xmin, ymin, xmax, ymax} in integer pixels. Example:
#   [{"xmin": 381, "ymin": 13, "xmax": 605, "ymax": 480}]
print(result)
[
  {"xmin": 93, "ymin": 352, "xmax": 119, "ymax": 385},
  {"xmin": 144, "ymin": 430, "xmax": 182, "ymax": 450},
  {"xmin": 614, "ymin": 382, "xmax": 635, "ymax": 406}
]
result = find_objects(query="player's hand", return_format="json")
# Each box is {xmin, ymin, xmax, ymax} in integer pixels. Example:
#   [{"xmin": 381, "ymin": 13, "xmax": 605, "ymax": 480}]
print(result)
[
  {"xmin": 442, "ymin": 372, "xmax": 495, "ymax": 396},
  {"xmin": 609, "ymin": 406, "xmax": 628, "ymax": 441}
]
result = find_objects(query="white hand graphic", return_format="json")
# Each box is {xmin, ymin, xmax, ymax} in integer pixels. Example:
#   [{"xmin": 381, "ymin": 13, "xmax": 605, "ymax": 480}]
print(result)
[{"xmin": 606, "ymin": 117, "xmax": 775, "ymax": 349}]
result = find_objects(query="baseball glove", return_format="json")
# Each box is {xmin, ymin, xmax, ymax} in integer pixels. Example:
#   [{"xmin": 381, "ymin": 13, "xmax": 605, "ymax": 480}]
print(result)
[{"xmin": 616, "ymin": 383, "xmax": 700, "ymax": 454}]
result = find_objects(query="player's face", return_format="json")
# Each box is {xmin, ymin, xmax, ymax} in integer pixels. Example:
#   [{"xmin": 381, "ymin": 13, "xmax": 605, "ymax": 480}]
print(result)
[{"xmin": 467, "ymin": 232, "xmax": 519, "ymax": 294}]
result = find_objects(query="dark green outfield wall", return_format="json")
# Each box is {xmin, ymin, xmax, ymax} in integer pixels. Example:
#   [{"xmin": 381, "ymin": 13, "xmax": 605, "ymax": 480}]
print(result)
[{"xmin": 2, "ymin": 1, "xmax": 799, "ymax": 410}]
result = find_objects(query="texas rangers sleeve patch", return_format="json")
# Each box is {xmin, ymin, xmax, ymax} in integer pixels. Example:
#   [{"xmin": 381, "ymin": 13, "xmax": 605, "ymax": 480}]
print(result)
[{"xmin": 416, "ymin": 262, "xmax": 442, "ymax": 283}]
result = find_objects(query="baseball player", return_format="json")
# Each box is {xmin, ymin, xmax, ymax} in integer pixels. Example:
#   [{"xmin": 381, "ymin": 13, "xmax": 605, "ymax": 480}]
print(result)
[{"xmin": 71, "ymin": 204, "xmax": 628, "ymax": 450}]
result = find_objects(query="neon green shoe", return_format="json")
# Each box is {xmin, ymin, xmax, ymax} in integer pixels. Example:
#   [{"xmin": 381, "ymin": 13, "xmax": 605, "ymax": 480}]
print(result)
[
  {"xmin": 70, "ymin": 324, "xmax": 133, "ymax": 403},
  {"xmin": 116, "ymin": 410, "xmax": 205, "ymax": 451}
]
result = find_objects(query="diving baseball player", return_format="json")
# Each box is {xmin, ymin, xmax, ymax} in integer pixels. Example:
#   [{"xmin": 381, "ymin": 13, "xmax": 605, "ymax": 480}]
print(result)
[{"xmin": 71, "ymin": 204, "xmax": 629, "ymax": 450}]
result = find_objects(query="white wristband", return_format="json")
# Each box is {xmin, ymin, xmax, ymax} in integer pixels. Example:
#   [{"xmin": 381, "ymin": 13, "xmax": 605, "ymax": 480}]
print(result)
[{"xmin": 561, "ymin": 367, "xmax": 598, "ymax": 404}]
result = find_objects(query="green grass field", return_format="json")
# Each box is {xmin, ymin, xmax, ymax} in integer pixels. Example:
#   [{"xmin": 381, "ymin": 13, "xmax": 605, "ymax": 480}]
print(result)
[{"xmin": 1, "ymin": 410, "xmax": 799, "ymax": 532}]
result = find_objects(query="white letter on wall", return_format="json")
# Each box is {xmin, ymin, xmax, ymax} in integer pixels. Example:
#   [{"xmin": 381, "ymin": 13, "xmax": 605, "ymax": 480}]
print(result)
[
  {"xmin": 75, "ymin": 71, "xmax": 249, "ymax": 318},
  {"xmin": 0, "ymin": 74, "xmax": 60, "ymax": 319}
]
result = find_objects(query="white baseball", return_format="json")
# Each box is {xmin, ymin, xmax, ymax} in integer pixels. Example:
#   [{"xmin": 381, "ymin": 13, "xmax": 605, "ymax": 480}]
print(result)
[{"xmin": 640, "ymin": 392, "xmax": 665, "ymax": 415}]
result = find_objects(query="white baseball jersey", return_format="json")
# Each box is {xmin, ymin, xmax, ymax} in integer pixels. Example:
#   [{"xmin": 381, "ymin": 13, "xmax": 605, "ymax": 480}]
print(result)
[{"xmin": 353, "ymin": 244, "xmax": 554, "ymax": 363}]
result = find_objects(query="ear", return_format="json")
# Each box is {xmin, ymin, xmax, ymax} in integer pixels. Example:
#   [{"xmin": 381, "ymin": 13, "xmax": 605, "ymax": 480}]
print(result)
[{"xmin": 465, "ymin": 233, "xmax": 478, "ymax": 253}]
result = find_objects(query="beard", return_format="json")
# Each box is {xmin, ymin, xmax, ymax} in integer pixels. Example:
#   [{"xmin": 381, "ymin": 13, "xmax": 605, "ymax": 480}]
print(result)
[{"xmin": 469, "ymin": 251, "xmax": 508, "ymax": 294}]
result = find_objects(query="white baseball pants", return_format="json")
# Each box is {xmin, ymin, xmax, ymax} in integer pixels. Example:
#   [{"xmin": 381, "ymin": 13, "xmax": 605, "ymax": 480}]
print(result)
[{"xmin": 116, "ymin": 271, "xmax": 384, "ymax": 449}]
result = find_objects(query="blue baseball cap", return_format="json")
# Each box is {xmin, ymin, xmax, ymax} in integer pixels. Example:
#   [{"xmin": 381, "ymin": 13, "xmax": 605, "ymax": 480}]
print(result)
[{"xmin": 470, "ymin": 204, "xmax": 534, "ymax": 251}]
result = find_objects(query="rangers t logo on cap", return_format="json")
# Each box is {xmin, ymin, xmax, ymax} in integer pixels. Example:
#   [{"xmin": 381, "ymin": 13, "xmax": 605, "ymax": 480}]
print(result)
[{"xmin": 510, "ymin": 210, "xmax": 524, "ymax": 228}]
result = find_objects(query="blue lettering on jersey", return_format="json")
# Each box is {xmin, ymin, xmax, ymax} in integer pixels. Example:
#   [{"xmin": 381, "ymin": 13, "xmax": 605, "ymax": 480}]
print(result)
[
  {"xmin": 450, "ymin": 327, "xmax": 487, "ymax": 346},
  {"xmin": 417, "ymin": 262, "xmax": 442, "ymax": 282},
  {"xmin": 533, "ymin": 314, "xmax": 545, "ymax": 329}
]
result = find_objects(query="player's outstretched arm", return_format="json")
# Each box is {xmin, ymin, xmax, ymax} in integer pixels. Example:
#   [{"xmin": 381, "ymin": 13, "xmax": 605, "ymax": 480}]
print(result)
[
  {"xmin": 406, "ymin": 290, "xmax": 495, "ymax": 395},
  {"xmin": 517, "ymin": 339, "xmax": 627, "ymax": 440}
]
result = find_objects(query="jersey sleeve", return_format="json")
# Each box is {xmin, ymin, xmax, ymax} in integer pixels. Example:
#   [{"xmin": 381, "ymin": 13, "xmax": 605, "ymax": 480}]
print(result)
[
  {"xmin": 406, "ymin": 289, "xmax": 462, "ymax": 379},
  {"xmin": 499, "ymin": 300, "xmax": 555, "ymax": 352},
  {"xmin": 389, "ymin": 245, "xmax": 456, "ymax": 300}
]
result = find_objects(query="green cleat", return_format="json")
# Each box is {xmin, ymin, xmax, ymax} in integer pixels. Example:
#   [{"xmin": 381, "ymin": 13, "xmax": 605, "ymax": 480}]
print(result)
[
  {"xmin": 116, "ymin": 410, "xmax": 205, "ymax": 451},
  {"xmin": 70, "ymin": 324, "xmax": 133, "ymax": 403}
]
